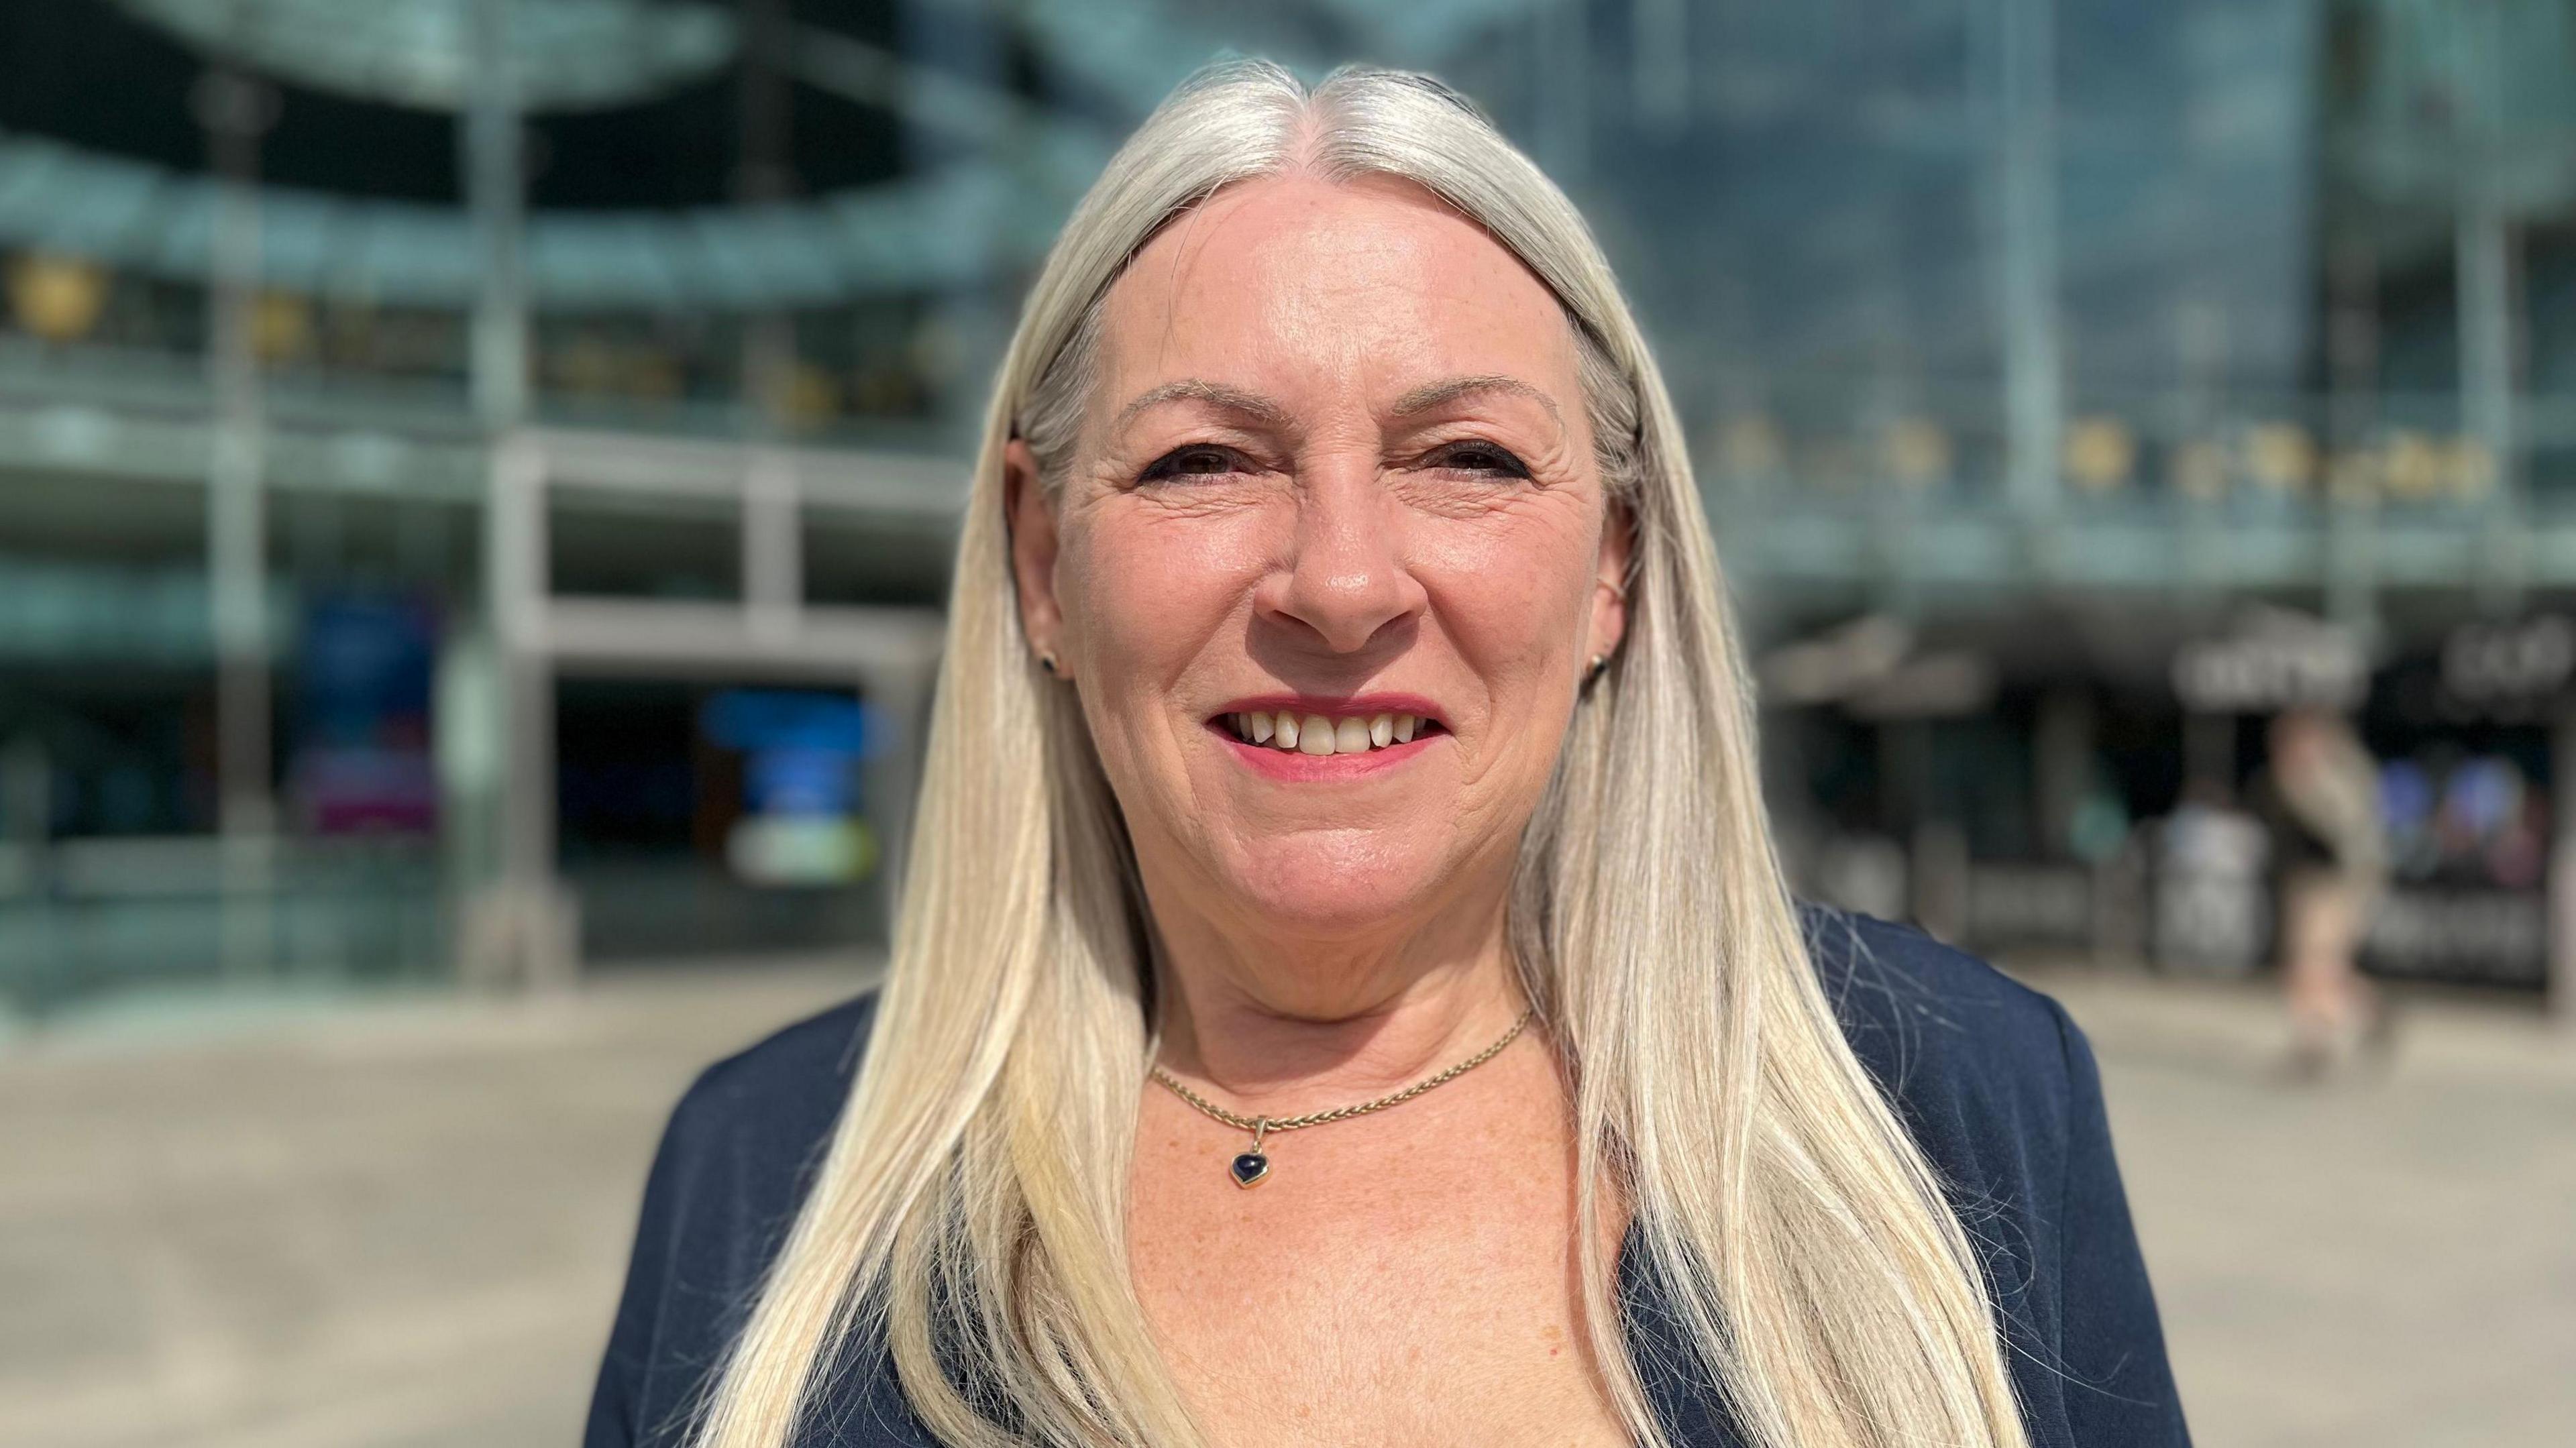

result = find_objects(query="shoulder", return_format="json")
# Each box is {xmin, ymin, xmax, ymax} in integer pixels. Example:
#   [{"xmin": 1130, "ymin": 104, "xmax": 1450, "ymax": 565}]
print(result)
[
  {"xmin": 659, "ymin": 988, "xmax": 883, "ymax": 1176},
  {"xmin": 586, "ymin": 988, "xmax": 891, "ymax": 1448},
  {"xmin": 1796, "ymin": 900, "xmax": 2086, "ymax": 1158},
  {"xmin": 638, "ymin": 987, "xmax": 885, "ymax": 1288},
  {"xmin": 1796, "ymin": 905, "xmax": 2192, "ymax": 1446},
  {"xmin": 1793, "ymin": 905, "xmax": 2084, "ymax": 1341}
]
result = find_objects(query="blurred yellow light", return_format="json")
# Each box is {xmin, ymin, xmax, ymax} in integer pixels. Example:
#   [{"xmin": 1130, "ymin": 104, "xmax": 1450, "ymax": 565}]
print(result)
[
  {"xmin": 1717, "ymin": 412, "xmax": 1786, "ymax": 478},
  {"xmin": 549, "ymin": 334, "xmax": 623, "ymax": 395},
  {"xmin": 2443, "ymin": 437, "xmax": 2494, "ymax": 499},
  {"xmin": 2168, "ymin": 439, "xmax": 2228, "ymax": 499},
  {"xmin": 774, "ymin": 360, "xmax": 841, "ymax": 429},
  {"xmin": 2063, "ymin": 415, "xmax": 2135, "ymax": 491},
  {"xmin": 909, "ymin": 315, "xmax": 966, "ymax": 383},
  {"xmin": 251, "ymin": 291, "xmax": 314, "ymax": 364},
  {"xmin": 5, "ymin": 252, "xmax": 109, "ymax": 343},
  {"xmin": 2243, "ymin": 423, "xmax": 2316, "ymax": 492},
  {"xmin": 2325, "ymin": 449, "xmax": 2379, "ymax": 502},
  {"xmin": 850, "ymin": 364, "xmax": 918, "ymax": 414},
  {"xmin": 623, "ymin": 348, "xmax": 683, "ymax": 400},
  {"xmin": 2381, "ymin": 431, "xmax": 2442, "ymax": 500},
  {"xmin": 1882, "ymin": 416, "xmax": 1951, "ymax": 486}
]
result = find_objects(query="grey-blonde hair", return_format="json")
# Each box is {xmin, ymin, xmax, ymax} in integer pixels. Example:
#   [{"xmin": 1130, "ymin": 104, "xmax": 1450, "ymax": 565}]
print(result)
[{"xmin": 690, "ymin": 60, "xmax": 2029, "ymax": 1448}]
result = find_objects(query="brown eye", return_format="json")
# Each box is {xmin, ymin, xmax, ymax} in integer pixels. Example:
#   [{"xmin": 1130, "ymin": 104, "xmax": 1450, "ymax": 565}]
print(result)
[
  {"xmin": 1138, "ymin": 445, "xmax": 1244, "ymax": 483},
  {"xmin": 1431, "ymin": 442, "xmax": 1531, "ymax": 478}
]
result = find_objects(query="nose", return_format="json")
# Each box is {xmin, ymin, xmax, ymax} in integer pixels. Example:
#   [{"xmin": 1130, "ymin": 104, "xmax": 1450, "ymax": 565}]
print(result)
[{"xmin": 1258, "ymin": 456, "xmax": 1425, "ymax": 654}]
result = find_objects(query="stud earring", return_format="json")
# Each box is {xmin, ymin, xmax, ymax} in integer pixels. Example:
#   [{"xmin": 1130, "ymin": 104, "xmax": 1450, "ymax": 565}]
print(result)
[
  {"xmin": 1586, "ymin": 653, "xmax": 1607, "ymax": 681},
  {"xmin": 1039, "ymin": 651, "xmax": 1059, "ymax": 676}
]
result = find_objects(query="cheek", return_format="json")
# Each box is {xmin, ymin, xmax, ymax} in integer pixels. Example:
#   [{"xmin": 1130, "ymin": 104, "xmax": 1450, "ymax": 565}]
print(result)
[
  {"xmin": 1059, "ymin": 508, "xmax": 1268, "ymax": 676},
  {"xmin": 1414, "ymin": 508, "xmax": 1599, "ymax": 669}
]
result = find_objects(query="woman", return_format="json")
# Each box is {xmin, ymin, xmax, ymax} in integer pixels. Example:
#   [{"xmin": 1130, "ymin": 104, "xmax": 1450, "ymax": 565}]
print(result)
[
  {"xmin": 588, "ymin": 62, "xmax": 2187, "ymax": 1448},
  {"xmin": 2257, "ymin": 707, "xmax": 2392, "ymax": 1075}
]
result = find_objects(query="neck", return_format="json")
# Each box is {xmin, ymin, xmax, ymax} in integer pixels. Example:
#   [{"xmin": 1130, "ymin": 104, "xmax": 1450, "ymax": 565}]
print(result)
[{"xmin": 1146, "ymin": 891, "xmax": 1530, "ymax": 1111}]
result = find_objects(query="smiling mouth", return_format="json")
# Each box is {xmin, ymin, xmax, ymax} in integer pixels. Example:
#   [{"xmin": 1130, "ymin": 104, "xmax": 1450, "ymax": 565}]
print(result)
[{"xmin": 1210, "ymin": 708, "xmax": 1447, "ymax": 757}]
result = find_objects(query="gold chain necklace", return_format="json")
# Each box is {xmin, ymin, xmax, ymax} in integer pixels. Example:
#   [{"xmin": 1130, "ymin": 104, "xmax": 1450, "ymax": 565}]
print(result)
[{"xmin": 1149, "ymin": 1007, "xmax": 1536, "ymax": 1188}]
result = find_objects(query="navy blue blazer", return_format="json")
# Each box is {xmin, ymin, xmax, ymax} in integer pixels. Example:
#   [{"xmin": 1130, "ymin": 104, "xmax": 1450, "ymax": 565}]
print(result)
[{"xmin": 586, "ymin": 908, "xmax": 2190, "ymax": 1447}]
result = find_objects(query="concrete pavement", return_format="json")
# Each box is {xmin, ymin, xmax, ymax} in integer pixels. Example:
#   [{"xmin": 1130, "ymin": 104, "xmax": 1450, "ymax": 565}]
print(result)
[
  {"xmin": 2, "ymin": 960, "xmax": 2569, "ymax": 1447},
  {"xmin": 0, "ymin": 966, "xmax": 869, "ymax": 1448},
  {"xmin": 2025, "ymin": 966, "xmax": 2576, "ymax": 1448}
]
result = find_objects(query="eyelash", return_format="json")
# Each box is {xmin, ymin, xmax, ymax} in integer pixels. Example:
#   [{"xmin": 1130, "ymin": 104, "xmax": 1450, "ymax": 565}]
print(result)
[
  {"xmin": 1136, "ymin": 445, "xmax": 1244, "ymax": 483},
  {"xmin": 1426, "ymin": 441, "xmax": 1531, "ymax": 478},
  {"xmin": 1132, "ymin": 441, "xmax": 1532, "ymax": 484}
]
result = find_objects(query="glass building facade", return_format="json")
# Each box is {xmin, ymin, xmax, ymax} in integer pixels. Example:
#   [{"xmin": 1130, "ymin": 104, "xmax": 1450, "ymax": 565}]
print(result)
[{"xmin": 6, "ymin": 0, "xmax": 2576, "ymax": 1014}]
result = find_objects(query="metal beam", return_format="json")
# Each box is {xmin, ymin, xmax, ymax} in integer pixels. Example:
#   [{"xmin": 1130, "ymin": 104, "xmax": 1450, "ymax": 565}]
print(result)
[{"xmin": 538, "ymin": 596, "xmax": 943, "ymax": 676}]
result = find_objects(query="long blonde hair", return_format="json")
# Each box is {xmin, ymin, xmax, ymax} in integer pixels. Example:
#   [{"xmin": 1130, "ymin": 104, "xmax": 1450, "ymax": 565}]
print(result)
[{"xmin": 692, "ymin": 60, "xmax": 2029, "ymax": 1448}]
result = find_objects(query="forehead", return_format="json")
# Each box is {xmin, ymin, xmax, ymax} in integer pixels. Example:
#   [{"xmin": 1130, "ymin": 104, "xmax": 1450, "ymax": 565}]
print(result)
[{"xmin": 1093, "ymin": 172, "xmax": 1580, "ymax": 410}]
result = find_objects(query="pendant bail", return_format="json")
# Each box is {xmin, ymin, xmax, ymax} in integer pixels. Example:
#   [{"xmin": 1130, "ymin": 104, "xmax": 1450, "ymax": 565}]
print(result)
[{"xmin": 1249, "ymin": 1116, "xmax": 1271, "ymax": 1153}]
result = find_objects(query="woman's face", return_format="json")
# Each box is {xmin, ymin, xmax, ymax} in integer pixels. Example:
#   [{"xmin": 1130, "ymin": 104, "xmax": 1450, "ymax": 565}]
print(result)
[{"xmin": 1008, "ymin": 172, "xmax": 1629, "ymax": 952}]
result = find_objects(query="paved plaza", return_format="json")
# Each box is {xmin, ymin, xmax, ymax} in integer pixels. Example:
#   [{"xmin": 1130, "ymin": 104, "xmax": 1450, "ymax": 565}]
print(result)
[{"xmin": 2, "ymin": 959, "xmax": 2570, "ymax": 1447}]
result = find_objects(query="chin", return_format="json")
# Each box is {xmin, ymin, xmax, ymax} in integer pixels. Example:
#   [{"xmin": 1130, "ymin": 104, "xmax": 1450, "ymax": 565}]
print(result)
[{"xmin": 1216, "ymin": 832, "xmax": 1456, "ymax": 939}]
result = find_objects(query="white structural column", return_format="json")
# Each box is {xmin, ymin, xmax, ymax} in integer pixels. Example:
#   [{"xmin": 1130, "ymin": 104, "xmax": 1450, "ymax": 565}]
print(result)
[
  {"xmin": 739, "ymin": 0, "xmax": 802, "ymax": 649},
  {"xmin": 200, "ymin": 66, "xmax": 275, "ymax": 983},
  {"xmin": 743, "ymin": 447, "xmax": 802, "ymax": 643},
  {"xmin": 2324, "ymin": 240, "xmax": 2381, "ymax": 634},
  {"xmin": 1998, "ymin": 0, "xmax": 2063, "ymax": 529},
  {"xmin": 466, "ymin": 0, "xmax": 529, "ymax": 430},
  {"xmin": 485, "ymin": 434, "xmax": 568, "ymax": 986},
  {"xmin": 2456, "ymin": 0, "xmax": 2522, "ymax": 607},
  {"xmin": 2458, "ymin": 199, "xmax": 2522, "ymax": 605},
  {"xmin": 458, "ymin": 0, "xmax": 576, "ymax": 989},
  {"xmin": 1629, "ymin": 0, "xmax": 1690, "ymax": 136}
]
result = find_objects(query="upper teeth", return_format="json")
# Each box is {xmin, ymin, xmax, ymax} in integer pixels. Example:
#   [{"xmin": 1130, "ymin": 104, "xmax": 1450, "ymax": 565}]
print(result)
[{"xmin": 1225, "ymin": 711, "xmax": 1426, "ymax": 754}]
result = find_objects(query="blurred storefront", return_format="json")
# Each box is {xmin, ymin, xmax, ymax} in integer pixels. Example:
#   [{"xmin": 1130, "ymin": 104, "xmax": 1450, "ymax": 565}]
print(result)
[
  {"xmin": 1767, "ymin": 606, "xmax": 2571, "ymax": 997},
  {"xmin": 7, "ymin": 0, "xmax": 2576, "ymax": 1018}
]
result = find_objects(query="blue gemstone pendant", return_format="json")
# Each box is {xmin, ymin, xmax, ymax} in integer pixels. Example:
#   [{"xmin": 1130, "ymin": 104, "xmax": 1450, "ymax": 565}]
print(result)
[{"xmin": 1229, "ymin": 1151, "xmax": 1271, "ymax": 1188}]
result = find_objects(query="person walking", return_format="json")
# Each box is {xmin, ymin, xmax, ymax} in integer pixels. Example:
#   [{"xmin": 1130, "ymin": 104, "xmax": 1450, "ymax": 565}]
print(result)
[{"xmin": 2256, "ymin": 708, "xmax": 2394, "ymax": 1076}]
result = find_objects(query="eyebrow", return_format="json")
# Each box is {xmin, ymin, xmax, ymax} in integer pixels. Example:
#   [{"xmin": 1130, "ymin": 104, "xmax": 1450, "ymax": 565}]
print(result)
[
  {"xmin": 1389, "ymin": 374, "xmax": 1564, "ymax": 431},
  {"xmin": 1110, "ymin": 374, "xmax": 1566, "ymax": 436},
  {"xmin": 1111, "ymin": 380, "xmax": 1295, "ymax": 435}
]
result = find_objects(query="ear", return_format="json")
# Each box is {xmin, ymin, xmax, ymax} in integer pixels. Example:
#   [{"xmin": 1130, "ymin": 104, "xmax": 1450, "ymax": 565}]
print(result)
[
  {"xmin": 1589, "ymin": 500, "xmax": 1633, "ymax": 662},
  {"xmin": 1004, "ymin": 437, "xmax": 1067, "ymax": 673}
]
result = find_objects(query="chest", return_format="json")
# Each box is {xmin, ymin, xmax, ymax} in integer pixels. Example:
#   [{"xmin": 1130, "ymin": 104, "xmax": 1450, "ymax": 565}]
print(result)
[{"xmin": 1128, "ymin": 1074, "xmax": 1631, "ymax": 1448}]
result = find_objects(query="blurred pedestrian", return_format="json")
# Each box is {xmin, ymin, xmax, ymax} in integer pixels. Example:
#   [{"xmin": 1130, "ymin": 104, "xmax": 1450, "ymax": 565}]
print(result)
[{"xmin": 2255, "ymin": 708, "xmax": 2394, "ymax": 1076}]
